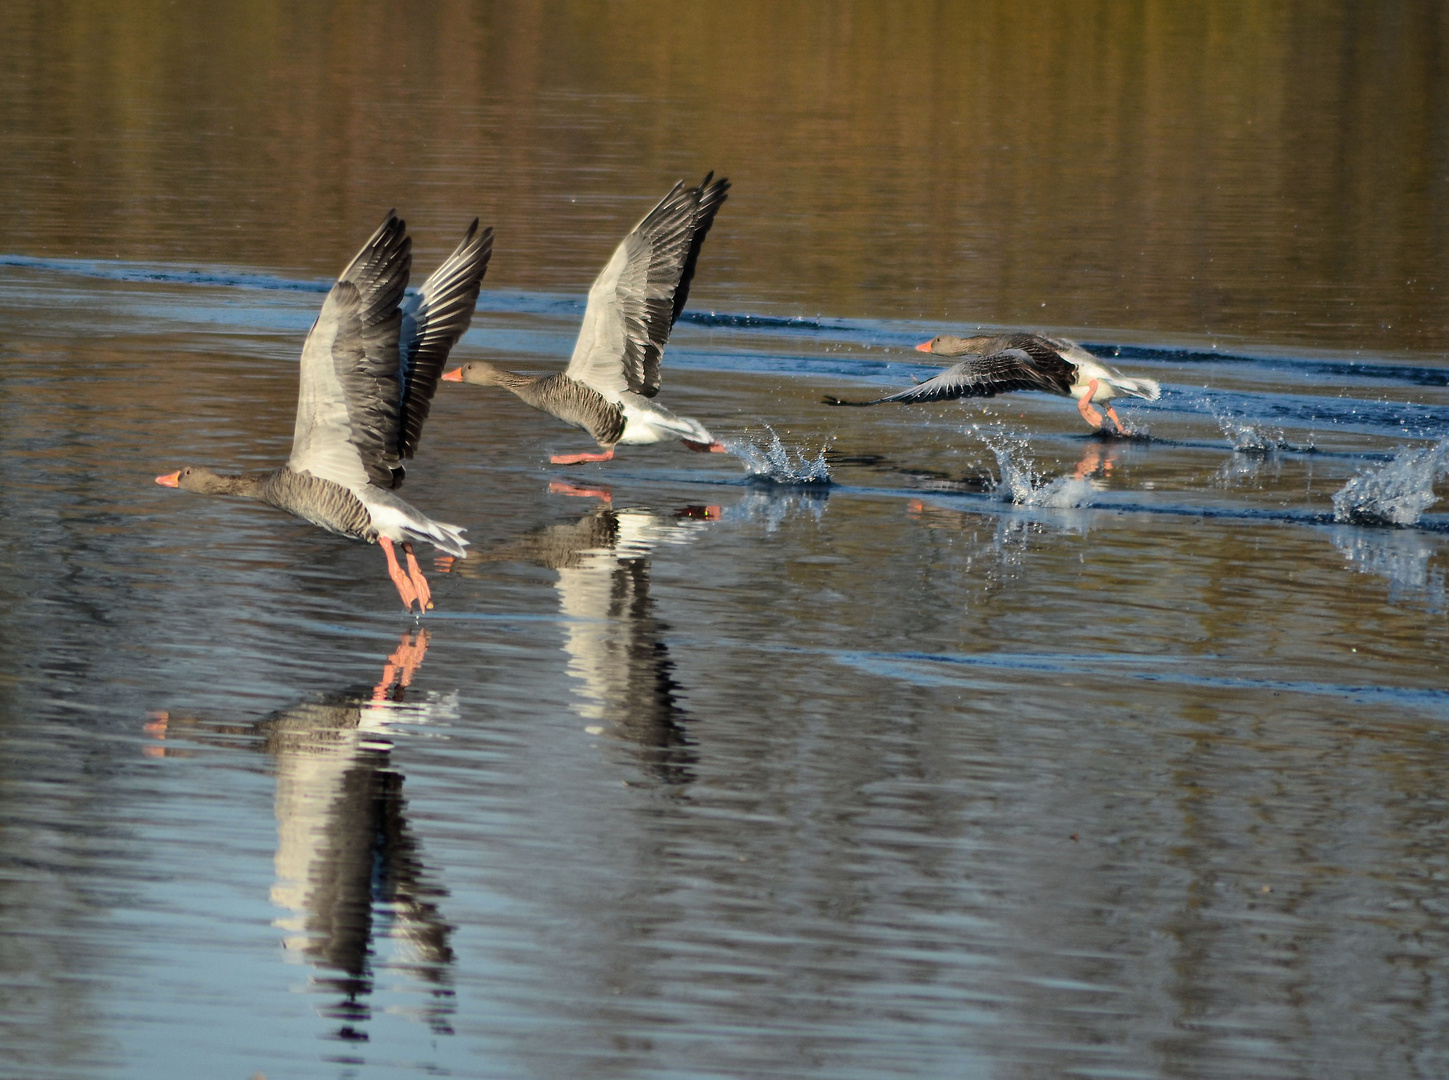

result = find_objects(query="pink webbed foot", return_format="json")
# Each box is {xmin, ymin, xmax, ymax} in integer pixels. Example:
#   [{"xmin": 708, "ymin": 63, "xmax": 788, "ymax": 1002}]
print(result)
[
  {"xmin": 402, "ymin": 541, "xmax": 433, "ymax": 611},
  {"xmin": 550, "ymin": 447, "xmax": 615, "ymax": 465},
  {"xmin": 380, "ymin": 536, "xmax": 420, "ymax": 612},
  {"xmin": 682, "ymin": 439, "xmax": 728, "ymax": 453},
  {"xmin": 1104, "ymin": 405, "xmax": 1128, "ymax": 435}
]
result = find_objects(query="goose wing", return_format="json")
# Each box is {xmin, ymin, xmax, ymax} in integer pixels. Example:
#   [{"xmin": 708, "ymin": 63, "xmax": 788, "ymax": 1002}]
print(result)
[
  {"xmin": 565, "ymin": 174, "xmax": 730, "ymax": 399},
  {"xmin": 289, "ymin": 212, "xmax": 411, "ymax": 490},
  {"xmin": 825, "ymin": 348, "xmax": 1076, "ymax": 406},
  {"xmin": 397, "ymin": 220, "xmax": 493, "ymax": 462},
  {"xmin": 669, "ymin": 172, "xmax": 730, "ymax": 327}
]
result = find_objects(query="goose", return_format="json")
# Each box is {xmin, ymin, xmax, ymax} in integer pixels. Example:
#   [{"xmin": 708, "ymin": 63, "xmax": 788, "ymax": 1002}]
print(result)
[
  {"xmin": 825, "ymin": 332, "xmax": 1160, "ymax": 433},
  {"xmin": 442, "ymin": 174, "xmax": 729, "ymax": 463},
  {"xmin": 156, "ymin": 212, "xmax": 491, "ymax": 612}
]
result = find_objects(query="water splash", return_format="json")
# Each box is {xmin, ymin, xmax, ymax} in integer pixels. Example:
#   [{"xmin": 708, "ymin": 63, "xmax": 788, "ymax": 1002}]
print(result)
[
  {"xmin": 724, "ymin": 427, "xmax": 832, "ymax": 485},
  {"xmin": 1332, "ymin": 440, "xmax": 1449, "ymax": 526},
  {"xmin": 980, "ymin": 430, "xmax": 1093, "ymax": 508},
  {"xmin": 1202, "ymin": 396, "xmax": 1294, "ymax": 453}
]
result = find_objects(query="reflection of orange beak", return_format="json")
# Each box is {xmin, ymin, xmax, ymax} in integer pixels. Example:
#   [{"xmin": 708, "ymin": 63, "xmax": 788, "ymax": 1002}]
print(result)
[
  {"xmin": 441, "ymin": 368, "xmax": 462, "ymax": 382},
  {"xmin": 914, "ymin": 340, "xmax": 933, "ymax": 353},
  {"xmin": 155, "ymin": 471, "xmax": 180, "ymax": 488}
]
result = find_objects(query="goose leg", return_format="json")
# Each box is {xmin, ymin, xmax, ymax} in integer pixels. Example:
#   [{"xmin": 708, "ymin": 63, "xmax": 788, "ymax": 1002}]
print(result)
[
  {"xmin": 1076, "ymin": 380, "xmax": 1105, "ymax": 428},
  {"xmin": 682, "ymin": 439, "xmax": 728, "ymax": 453},
  {"xmin": 551, "ymin": 447, "xmax": 615, "ymax": 465},
  {"xmin": 1104, "ymin": 405, "xmax": 1127, "ymax": 434},
  {"xmin": 402, "ymin": 542, "xmax": 433, "ymax": 611},
  {"xmin": 380, "ymin": 536, "xmax": 420, "ymax": 612}
]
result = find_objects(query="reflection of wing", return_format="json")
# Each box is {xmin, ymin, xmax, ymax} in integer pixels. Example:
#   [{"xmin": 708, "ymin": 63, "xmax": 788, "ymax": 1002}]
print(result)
[
  {"xmin": 549, "ymin": 508, "xmax": 710, "ymax": 784},
  {"xmin": 253, "ymin": 633, "xmax": 457, "ymax": 1037},
  {"xmin": 141, "ymin": 633, "xmax": 455, "ymax": 1039}
]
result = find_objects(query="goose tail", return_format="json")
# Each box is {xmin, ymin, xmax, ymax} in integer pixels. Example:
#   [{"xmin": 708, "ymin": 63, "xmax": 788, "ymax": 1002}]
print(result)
[
  {"xmin": 1110, "ymin": 376, "xmax": 1160, "ymax": 401},
  {"xmin": 409, "ymin": 518, "xmax": 469, "ymax": 559}
]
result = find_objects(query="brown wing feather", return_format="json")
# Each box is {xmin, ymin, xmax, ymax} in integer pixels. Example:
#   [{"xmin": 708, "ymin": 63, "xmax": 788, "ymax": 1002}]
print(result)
[{"xmin": 669, "ymin": 173, "xmax": 730, "ymax": 328}]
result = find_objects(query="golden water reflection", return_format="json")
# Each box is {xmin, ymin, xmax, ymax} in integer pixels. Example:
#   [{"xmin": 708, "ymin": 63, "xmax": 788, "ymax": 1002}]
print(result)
[{"xmin": 1, "ymin": 1, "xmax": 1446, "ymax": 350}]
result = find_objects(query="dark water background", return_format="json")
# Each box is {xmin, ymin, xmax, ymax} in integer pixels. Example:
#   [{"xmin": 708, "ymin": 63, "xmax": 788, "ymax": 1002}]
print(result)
[{"xmin": 3, "ymin": 3, "xmax": 1449, "ymax": 1078}]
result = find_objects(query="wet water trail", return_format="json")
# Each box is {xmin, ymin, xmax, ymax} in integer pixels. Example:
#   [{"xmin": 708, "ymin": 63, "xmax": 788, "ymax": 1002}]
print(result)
[{"xmin": 3, "ymin": 257, "xmax": 1449, "ymax": 1080}]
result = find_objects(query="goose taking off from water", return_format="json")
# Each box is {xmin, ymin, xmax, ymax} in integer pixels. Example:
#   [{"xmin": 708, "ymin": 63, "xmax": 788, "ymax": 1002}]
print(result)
[
  {"xmin": 825, "ymin": 332, "xmax": 1160, "ymax": 433},
  {"xmin": 442, "ymin": 174, "xmax": 730, "ymax": 464},
  {"xmin": 156, "ymin": 212, "xmax": 492, "ymax": 613}
]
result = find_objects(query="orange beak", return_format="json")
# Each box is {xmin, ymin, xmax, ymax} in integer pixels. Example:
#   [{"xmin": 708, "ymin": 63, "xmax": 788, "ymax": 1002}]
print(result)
[
  {"xmin": 155, "ymin": 471, "xmax": 181, "ymax": 488},
  {"xmin": 441, "ymin": 368, "xmax": 462, "ymax": 382},
  {"xmin": 914, "ymin": 340, "xmax": 934, "ymax": 353}
]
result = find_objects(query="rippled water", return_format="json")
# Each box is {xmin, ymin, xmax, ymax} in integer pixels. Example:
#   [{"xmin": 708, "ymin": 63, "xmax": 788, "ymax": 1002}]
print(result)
[
  {"xmin": 5, "ymin": 254, "xmax": 1449, "ymax": 1079},
  {"xmin": 5, "ymin": 4, "xmax": 1449, "ymax": 1079}
]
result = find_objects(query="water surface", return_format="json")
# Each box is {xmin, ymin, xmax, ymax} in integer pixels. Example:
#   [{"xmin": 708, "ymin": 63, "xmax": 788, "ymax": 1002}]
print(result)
[{"xmin": 3, "ymin": 4, "xmax": 1449, "ymax": 1079}]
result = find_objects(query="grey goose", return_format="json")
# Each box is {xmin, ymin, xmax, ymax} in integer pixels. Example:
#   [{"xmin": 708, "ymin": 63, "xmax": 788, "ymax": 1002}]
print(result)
[
  {"xmin": 826, "ymin": 332, "xmax": 1160, "ymax": 433},
  {"xmin": 156, "ymin": 212, "xmax": 491, "ymax": 612},
  {"xmin": 443, "ymin": 174, "xmax": 729, "ymax": 463}
]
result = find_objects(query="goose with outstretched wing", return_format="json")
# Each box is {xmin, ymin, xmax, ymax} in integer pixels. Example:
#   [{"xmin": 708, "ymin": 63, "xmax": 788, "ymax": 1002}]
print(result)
[
  {"xmin": 157, "ymin": 212, "xmax": 492, "ymax": 612},
  {"xmin": 826, "ymin": 332, "xmax": 1160, "ymax": 432},
  {"xmin": 443, "ymin": 174, "xmax": 730, "ymax": 463}
]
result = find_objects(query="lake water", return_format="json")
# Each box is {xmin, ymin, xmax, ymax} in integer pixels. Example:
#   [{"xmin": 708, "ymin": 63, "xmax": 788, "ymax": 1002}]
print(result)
[{"xmin": 3, "ymin": 4, "xmax": 1449, "ymax": 1078}]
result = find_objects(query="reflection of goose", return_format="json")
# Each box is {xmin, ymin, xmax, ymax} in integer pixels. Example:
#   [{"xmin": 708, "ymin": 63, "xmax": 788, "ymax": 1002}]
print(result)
[
  {"xmin": 826, "ymin": 332, "xmax": 1159, "ymax": 433},
  {"xmin": 470, "ymin": 493, "xmax": 716, "ymax": 783},
  {"xmin": 156, "ymin": 214, "xmax": 490, "ymax": 611},
  {"xmin": 144, "ymin": 631, "xmax": 456, "ymax": 1040},
  {"xmin": 443, "ymin": 175, "xmax": 729, "ymax": 463}
]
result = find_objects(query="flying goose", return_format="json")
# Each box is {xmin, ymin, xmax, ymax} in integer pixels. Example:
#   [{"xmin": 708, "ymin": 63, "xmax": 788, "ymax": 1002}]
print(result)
[
  {"xmin": 442, "ymin": 174, "xmax": 730, "ymax": 463},
  {"xmin": 826, "ymin": 332, "xmax": 1160, "ymax": 433},
  {"xmin": 156, "ymin": 212, "xmax": 491, "ymax": 612}
]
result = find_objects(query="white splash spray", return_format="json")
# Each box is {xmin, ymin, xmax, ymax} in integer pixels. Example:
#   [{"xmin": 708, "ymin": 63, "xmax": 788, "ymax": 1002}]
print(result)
[
  {"xmin": 1203, "ymin": 396, "xmax": 1293, "ymax": 453},
  {"xmin": 980, "ymin": 430, "xmax": 1093, "ymax": 509},
  {"xmin": 1332, "ymin": 440, "xmax": 1449, "ymax": 526},
  {"xmin": 724, "ymin": 426, "xmax": 832, "ymax": 485}
]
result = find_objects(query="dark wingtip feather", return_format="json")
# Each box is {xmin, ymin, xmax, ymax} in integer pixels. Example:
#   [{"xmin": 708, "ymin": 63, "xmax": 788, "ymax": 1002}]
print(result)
[
  {"xmin": 394, "ymin": 217, "xmax": 494, "ymax": 460},
  {"xmin": 669, "ymin": 171, "xmax": 731, "ymax": 327}
]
